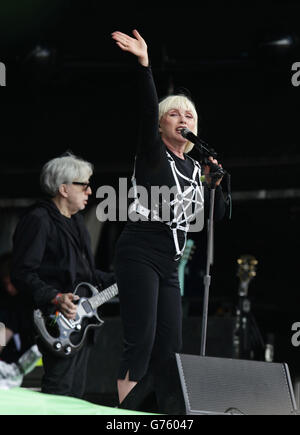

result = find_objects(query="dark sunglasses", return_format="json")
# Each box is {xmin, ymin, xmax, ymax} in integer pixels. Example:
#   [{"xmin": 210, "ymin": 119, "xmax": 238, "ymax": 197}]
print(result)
[{"xmin": 72, "ymin": 182, "xmax": 91, "ymax": 191}]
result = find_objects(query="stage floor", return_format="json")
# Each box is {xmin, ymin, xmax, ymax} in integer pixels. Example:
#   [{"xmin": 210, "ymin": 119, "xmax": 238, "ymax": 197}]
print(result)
[{"xmin": 0, "ymin": 387, "xmax": 151, "ymax": 415}]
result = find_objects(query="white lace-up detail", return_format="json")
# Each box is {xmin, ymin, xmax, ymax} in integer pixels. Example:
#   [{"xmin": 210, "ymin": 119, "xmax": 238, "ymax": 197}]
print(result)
[{"xmin": 130, "ymin": 151, "xmax": 204, "ymax": 260}]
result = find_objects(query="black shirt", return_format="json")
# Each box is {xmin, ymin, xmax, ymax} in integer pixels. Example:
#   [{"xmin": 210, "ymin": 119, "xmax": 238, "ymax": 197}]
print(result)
[
  {"xmin": 11, "ymin": 200, "xmax": 114, "ymax": 312},
  {"xmin": 61, "ymin": 215, "xmax": 94, "ymax": 286},
  {"xmin": 126, "ymin": 65, "xmax": 225, "ymax": 236},
  {"xmin": 114, "ymin": 65, "xmax": 226, "ymax": 273}
]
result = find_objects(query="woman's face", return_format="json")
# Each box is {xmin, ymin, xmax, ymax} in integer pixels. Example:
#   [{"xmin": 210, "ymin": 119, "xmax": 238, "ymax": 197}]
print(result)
[{"xmin": 160, "ymin": 108, "xmax": 196, "ymax": 147}]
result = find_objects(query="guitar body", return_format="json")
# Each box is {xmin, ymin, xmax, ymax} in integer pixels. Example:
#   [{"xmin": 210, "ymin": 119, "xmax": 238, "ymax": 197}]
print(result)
[{"xmin": 34, "ymin": 282, "xmax": 118, "ymax": 357}]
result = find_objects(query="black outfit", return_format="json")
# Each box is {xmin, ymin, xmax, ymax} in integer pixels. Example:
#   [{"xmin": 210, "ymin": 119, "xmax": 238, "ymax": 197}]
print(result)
[
  {"xmin": 114, "ymin": 64, "xmax": 226, "ymax": 401},
  {"xmin": 11, "ymin": 199, "xmax": 114, "ymax": 398}
]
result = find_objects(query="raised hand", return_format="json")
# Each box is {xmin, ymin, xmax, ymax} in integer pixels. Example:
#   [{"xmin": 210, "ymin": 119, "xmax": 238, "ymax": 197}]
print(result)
[{"xmin": 111, "ymin": 29, "xmax": 149, "ymax": 66}]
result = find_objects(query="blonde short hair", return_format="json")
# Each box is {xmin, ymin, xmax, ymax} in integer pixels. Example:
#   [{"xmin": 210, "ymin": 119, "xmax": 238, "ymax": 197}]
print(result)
[
  {"xmin": 40, "ymin": 152, "xmax": 93, "ymax": 197},
  {"xmin": 159, "ymin": 95, "xmax": 198, "ymax": 153}
]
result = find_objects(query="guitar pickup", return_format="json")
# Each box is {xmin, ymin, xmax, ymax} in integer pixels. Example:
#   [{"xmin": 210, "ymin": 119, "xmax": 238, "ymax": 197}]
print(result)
[{"xmin": 82, "ymin": 299, "xmax": 93, "ymax": 314}]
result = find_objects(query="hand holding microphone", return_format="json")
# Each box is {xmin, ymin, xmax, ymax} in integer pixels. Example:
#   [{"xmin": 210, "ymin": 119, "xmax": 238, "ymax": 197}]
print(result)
[
  {"xmin": 203, "ymin": 156, "xmax": 224, "ymax": 187},
  {"xmin": 181, "ymin": 128, "xmax": 226, "ymax": 187}
]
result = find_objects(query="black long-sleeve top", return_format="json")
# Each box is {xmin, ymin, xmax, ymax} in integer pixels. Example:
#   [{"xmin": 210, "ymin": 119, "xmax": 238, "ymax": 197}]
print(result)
[
  {"xmin": 114, "ymin": 65, "xmax": 226, "ymax": 273},
  {"xmin": 11, "ymin": 200, "xmax": 114, "ymax": 312},
  {"xmin": 127, "ymin": 64, "xmax": 225, "ymax": 229}
]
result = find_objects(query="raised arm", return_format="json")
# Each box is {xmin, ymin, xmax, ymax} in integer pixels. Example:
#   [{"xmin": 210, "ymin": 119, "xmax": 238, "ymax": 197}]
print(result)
[{"xmin": 111, "ymin": 30, "xmax": 161, "ymax": 158}]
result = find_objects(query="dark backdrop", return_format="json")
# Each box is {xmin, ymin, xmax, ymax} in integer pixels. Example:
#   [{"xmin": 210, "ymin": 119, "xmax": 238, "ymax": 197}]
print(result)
[{"xmin": 1, "ymin": 0, "xmax": 300, "ymax": 376}]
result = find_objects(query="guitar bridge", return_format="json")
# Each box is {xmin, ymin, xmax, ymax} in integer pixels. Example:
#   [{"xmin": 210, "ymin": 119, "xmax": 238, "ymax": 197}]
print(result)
[{"xmin": 60, "ymin": 315, "xmax": 76, "ymax": 329}]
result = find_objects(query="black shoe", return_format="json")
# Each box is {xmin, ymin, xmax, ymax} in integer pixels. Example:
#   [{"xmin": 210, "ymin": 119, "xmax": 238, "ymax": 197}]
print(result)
[{"xmin": 118, "ymin": 372, "xmax": 158, "ymax": 413}]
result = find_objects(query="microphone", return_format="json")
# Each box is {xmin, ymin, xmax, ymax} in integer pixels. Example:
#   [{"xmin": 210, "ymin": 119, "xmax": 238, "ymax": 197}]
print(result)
[
  {"xmin": 181, "ymin": 128, "xmax": 226, "ymax": 177},
  {"xmin": 181, "ymin": 128, "xmax": 201, "ymax": 144},
  {"xmin": 181, "ymin": 128, "xmax": 217, "ymax": 158}
]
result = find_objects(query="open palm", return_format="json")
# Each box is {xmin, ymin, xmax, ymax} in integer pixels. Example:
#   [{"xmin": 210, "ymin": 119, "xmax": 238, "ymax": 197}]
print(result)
[{"xmin": 111, "ymin": 29, "xmax": 148, "ymax": 61}]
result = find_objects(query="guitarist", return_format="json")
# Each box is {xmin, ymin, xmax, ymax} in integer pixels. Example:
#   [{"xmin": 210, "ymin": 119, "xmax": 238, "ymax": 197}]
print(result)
[{"xmin": 11, "ymin": 152, "xmax": 115, "ymax": 398}]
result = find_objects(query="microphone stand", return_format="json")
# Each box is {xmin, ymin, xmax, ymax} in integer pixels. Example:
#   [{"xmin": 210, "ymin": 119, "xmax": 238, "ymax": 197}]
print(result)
[
  {"xmin": 200, "ymin": 171, "xmax": 221, "ymax": 356},
  {"xmin": 182, "ymin": 129, "xmax": 230, "ymax": 356},
  {"xmin": 192, "ymin": 141, "xmax": 225, "ymax": 357}
]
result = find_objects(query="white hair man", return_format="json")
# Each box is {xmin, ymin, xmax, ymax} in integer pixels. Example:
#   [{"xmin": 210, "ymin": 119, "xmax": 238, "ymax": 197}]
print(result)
[{"xmin": 11, "ymin": 152, "xmax": 114, "ymax": 398}]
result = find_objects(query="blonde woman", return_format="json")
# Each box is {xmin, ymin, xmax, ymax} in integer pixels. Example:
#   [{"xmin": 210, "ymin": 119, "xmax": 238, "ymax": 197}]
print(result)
[{"xmin": 112, "ymin": 30, "xmax": 225, "ymax": 412}]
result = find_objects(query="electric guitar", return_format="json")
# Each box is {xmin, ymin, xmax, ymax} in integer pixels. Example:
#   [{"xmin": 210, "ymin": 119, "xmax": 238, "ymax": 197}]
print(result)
[
  {"xmin": 178, "ymin": 239, "xmax": 195, "ymax": 296},
  {"xmin": 233, "ymin": 254, "xmax": 258, "ymax": 359},
  {"xmin": 34, "ymin": 281, "xmax": 118, "ymax": 357},
  {"xmin": 236, "ymin": 254, "xmax": 258, "ymax": 298}
]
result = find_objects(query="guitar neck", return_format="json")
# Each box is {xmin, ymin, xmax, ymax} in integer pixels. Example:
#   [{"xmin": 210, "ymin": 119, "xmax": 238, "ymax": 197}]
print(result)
[
  {"xmin": 178, "ymin": 260, "xmax": 188, "ymax": 297},
  {"xmin": 178, "ymin": 239, "xmax": 195, "ymax": 297},
  {"xmin": 89, "ymin": 283, "xmax": 118, "ymax": 310}
]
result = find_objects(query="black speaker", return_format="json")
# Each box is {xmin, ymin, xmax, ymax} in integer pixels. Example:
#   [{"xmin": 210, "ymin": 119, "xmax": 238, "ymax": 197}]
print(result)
[{"xmin": 175, "ymin": 353, "xmax": 298, "ymax": 415}]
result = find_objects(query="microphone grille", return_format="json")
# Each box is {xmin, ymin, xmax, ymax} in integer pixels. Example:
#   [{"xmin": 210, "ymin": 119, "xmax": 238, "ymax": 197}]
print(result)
[{"xmin": 181, "ymin": 128, "xmax": 190, "ymax": 139}]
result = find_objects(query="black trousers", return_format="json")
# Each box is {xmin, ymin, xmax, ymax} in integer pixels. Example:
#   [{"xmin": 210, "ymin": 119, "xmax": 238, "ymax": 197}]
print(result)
[
  {"xmin": 38, "ymin": 340, "xmax": 92, "ymax": 398},
  {"xmin": 115, "ymin": 258, "xmax": 182, "ymax": 382}
]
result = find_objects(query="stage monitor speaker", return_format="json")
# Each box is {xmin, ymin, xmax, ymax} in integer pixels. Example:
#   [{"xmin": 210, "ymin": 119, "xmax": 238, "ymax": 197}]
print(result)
[{"xmin": 175, "ymin": 354, "xmax": 298, "ymax": 415}]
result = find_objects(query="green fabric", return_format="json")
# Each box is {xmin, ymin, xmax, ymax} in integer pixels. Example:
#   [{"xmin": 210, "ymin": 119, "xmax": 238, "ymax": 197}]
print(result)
[{"xmin": 0, "ymin": 387, "xmax": 150, "ymax": 415}]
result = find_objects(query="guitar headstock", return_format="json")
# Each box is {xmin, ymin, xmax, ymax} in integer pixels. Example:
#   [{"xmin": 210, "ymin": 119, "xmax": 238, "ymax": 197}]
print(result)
[{"xmin": 237, "ymin": 254, "xmax": 258, "ymax": 295}]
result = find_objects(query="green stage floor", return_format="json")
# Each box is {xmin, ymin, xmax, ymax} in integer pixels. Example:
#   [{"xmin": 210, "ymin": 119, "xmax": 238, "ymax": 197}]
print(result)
[{"xmin": 0, "ymin": 387, "xmax": 149, "ymax": 415}]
